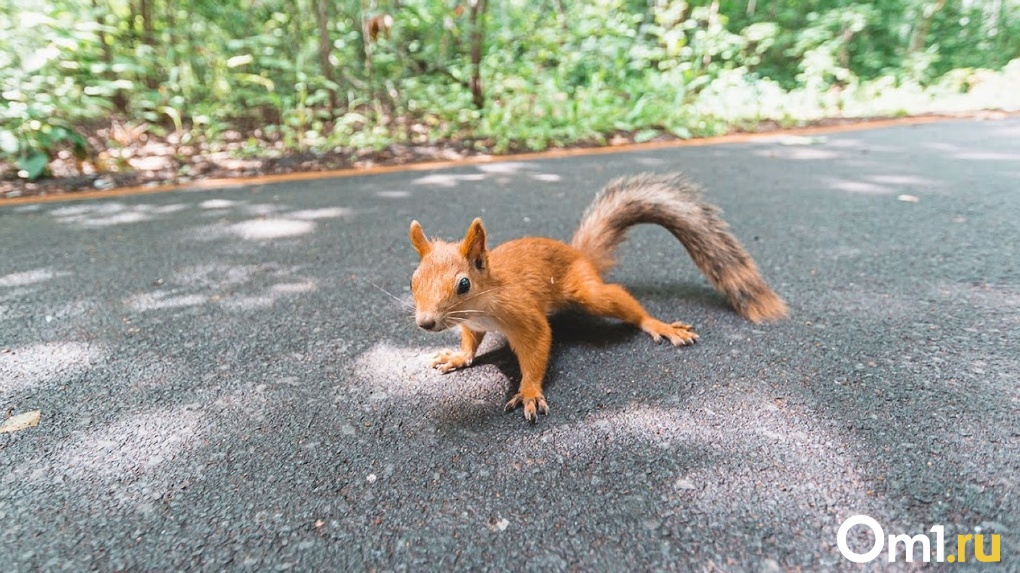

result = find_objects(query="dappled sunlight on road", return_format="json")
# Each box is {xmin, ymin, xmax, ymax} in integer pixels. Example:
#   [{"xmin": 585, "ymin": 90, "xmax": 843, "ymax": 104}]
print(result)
[
  {"xmin": 743, "ymin": 136, "xmax": 958, "ymax": 197},
  {"xmin": 48, "ymin": 406, "xmax": 203, "ymax": 480},
  {"xmin": 753, "ymin": 147, "xmax": 842, "ymax": 160},
  {"xmin": 350, "ymin": 337, "xmax": 862, "ymax": 481},
  {"xmin": 176, "ymin": 263, "xmax": 279, "ymax": 289},
  {"xmin": 531, "ymin": 173, "xmax": 561, "ymax": 182},
  {"xmin": 42, "ymin": 196, "xmax": 354, "ymax": 243},
  {"xmin": 633, "ymin": 156, "xmax": 669, "ymax": 167},
  {"xmin": 2, "ymin": 383, "xmax": 269, "ymax": 508},
  {"xmin": 954, "ymin": 151, "xmax": 1020, "ymax": 161},
  {"xmin": 228, "ymin": 218, "xmax": 316, "ymax": 240},
  {"xmin": 824, "ymin": 137, "xmax": 901, "ymax": 153},
  {"xmin": 824, "ymin": 178, "xmax": 897, "ymax": 195},
  {"xmin": 0, "ymin": 341, "xmax": 104, "ymax": 395},
  {"xmin": 199, "ymin": 199, "xmax": 240, "ymax": 209},
  {"xmin": 376, "ymin": 190, "xmax": 411, "ymax": 198},
  {"xmin": 49, "ymin": 201, "xmax": 190, "ymax": 227},
  {"xmin": 269, "ymin": 281, "xmax": 318, "ymax": 295},
  {"xmin": 187, "ymin": 202, "xmax": 352, "ymax": 242},
  {"xmin": 534, "ymin": 399, "xmax": 845, "ymax": 461},
  {"xmin": 924, "ymin": 139, "xmax": 1020, "ymax": 162},
  {"xmin": 207, "ymin": 207, "xmax": 353, "ymax": 240},
  {"xmin": 412, "ymin": 172, "xmax": 487, "ymax": 187},
  {"xmin": 411, "ymin": 162, "xmax": 566, "ymax": 188},
  {"xmin": 124, "ymin": 291, "xmax": 210, "ymax": 312},
  {"xmin": 475, "ymin": 161, "xmax": 534, "ymax": 175},
  {"xmin": 351, "ymin": 339, "xmax": 508, "ymax": 404},
  {"xmin": 867, "ymin": 174, "xmax": 937, "ymax": 186},
  {"xmin": 288, "ymin": 207, "xmax": 353, "ymax": 220},
  {"xmin": 818, "ymin": 172, "xmax": 945, "ymax": 196},
  {"xmin": 0, "ymin": 267, "xmax": 71, "ymax": 288},
  {"xmin": 517, "ymin": 399, "xmax": 877, "ymax": 511},
  {"xmin": 345, "ymin": 336, "xmax": 885, "ymax": 554},
  {"xmin": 124, "ymin": 264, "xmax": 318, "ymax": 314}
]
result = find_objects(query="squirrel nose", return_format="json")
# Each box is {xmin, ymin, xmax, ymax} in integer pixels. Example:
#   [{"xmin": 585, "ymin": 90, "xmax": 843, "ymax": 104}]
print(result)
[{"xmin": 417, "ymin": 317, "xmax": 437, "ymax": 331}]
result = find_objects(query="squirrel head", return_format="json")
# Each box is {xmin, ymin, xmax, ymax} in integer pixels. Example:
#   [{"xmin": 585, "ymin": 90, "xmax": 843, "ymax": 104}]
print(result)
[{"xmin": 409, "ymin": 217, "xmax": 491, "ymax": 332}]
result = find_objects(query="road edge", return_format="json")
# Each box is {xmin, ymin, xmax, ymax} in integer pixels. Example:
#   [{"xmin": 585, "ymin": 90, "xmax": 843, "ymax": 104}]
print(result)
[{"xmin": 0, "ymin": 113, "xmax": 1000, "ymax": 207}]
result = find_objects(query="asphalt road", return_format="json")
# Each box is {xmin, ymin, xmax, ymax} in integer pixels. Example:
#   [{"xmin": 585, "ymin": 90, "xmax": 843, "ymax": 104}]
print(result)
[{"xmin": 2, "ymin": 118, "xmax": 1018, "ymax": 571}]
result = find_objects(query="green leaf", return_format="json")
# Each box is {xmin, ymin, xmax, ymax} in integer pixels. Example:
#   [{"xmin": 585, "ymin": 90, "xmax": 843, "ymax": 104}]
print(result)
[
  {"xmin": 227, "ymin": 54, "xmax": 254, "ymax": 68},
  {"xmin": 18, "ymin": 152, "xmax": 50, "ymax": 180},
  {"xmin": 633, "ymin": 129, "xmax": 660, "ymax": 143},
  {"xmin": 667, "ymin": 125, "xmax": 692, "ymax": 139}
]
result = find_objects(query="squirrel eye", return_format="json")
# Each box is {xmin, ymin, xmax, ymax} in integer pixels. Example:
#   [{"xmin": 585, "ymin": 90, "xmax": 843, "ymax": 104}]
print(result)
[{"xmin": 456, "ymin": 277, "xmax": 470, "ymax": 295}]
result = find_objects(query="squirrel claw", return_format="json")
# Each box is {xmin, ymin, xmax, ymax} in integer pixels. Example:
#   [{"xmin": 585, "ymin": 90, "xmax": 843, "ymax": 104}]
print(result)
[
  {"xmin": 666, "ymin": 322, "xmax": 699, "ymax": 346},
  {"xmin": 431, "ymin": 349, "xmax": 472, "ymax": 373},
  {"xmin": 642, "ymin": 319, "xmax": 698, "ymax": 347},
  {"xmin": 505, "ymin": 393, "xmax": 549, "ymax": 423}
]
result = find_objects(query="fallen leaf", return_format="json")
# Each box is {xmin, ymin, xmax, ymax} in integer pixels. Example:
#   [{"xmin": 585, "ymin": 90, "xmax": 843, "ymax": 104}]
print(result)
[{"xmin": 0, "ymin": 410, "xmax": 41, "ymax": 433}]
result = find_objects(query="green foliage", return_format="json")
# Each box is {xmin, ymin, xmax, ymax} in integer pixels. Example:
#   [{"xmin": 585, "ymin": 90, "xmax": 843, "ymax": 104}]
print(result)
[
  {"xmin": 2, "ymin": 0, "xmax": 1019, "ymax": 179},
  {"xmin": 0, "ymin": 116, "xmax": 88, "ymax": 180}
]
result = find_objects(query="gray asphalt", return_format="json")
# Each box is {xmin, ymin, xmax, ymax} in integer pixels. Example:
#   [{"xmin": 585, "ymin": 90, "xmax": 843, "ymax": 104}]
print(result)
[{"xmin": 1, "ymin": 118, "xmax": 1017, "ymax": 571}]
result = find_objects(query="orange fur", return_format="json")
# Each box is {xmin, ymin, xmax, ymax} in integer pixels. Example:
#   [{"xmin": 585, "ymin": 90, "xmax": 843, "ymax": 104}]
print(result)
[{"xmin": 409, "ymin": 173, "xmax": 786, "ymax": 422}]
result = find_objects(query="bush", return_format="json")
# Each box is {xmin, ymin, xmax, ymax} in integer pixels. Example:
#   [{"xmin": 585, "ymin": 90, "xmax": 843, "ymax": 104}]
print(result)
[{"xmin": 2, "ymin": 0, "xmax": 1019, "ymax": 180}]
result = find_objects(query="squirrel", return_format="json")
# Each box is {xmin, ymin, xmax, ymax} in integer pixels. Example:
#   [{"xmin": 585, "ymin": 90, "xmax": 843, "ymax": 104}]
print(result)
[{"xmin": 408, "ymin": 172, "xmax": 787, "ymax": 422}]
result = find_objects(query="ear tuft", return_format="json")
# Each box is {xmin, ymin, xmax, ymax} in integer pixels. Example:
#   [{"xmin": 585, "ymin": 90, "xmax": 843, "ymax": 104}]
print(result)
[
  {"xmin": 460, "ymin": 217, "xmax": 487, "ymax": 266},
  {"xmin": 409, "ymin": 220, "xmax": 431, "ymax": 258}
]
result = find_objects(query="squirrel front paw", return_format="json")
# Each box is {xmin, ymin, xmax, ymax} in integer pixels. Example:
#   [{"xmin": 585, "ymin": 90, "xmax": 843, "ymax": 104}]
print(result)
[
  {"xmin": 430, "ymin": 349, "xmax": 473, "ymax": 373},
  {"xmin": 504, "ymin": 392, "xmax": 549, "ymax": 423},
  {"xmin": 641, "ymin": 319, "xmax": 699, "ymax": 347}
]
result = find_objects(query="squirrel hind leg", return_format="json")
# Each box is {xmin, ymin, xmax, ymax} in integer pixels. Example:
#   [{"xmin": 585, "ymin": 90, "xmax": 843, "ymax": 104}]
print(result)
[{"xmin": 563, "ymin": 261, "xmax": 698, "ymax": 346}]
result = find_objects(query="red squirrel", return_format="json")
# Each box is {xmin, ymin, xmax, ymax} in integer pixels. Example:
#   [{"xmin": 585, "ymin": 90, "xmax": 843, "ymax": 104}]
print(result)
[{"xmin": 408, "ymin": 173, "xmax": 787, "ymax": 422}]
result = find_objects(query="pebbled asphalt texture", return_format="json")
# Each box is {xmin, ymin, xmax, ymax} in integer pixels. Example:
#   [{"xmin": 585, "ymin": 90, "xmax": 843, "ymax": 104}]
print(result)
[{"xmin": 1, "ymin": 118, "xmax": 1018, "ymax": 571}]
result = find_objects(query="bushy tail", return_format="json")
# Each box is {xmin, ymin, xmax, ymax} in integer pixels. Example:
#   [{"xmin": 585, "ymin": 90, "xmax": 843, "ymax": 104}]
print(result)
[{"xmin": 570, "ymin": 173, "xmax": 788, "ymax": 323}]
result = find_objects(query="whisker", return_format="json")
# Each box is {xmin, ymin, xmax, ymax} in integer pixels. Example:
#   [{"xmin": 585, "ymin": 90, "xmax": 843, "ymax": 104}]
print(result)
[
  {"xmin": 446, "ymin": 306, "xmax": 511, "ymax": 326},
  {"xmin": 450, "ymin": 286, "xmax": 501, "ymax": 309},
  {"xmin": 371, "ymin": 282, "xmax": 414, "ymax": 309}
]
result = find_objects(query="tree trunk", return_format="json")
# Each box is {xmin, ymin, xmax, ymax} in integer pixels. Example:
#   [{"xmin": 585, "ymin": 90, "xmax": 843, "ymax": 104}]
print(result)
[
  {"xmin": 553, "ymin": 0, "xmax": 568, "ymax": 32},
  {"xmin": 703, "ymin": 0, "xmax": 719, "ymax": 67},
  {"xmin": 316, "ymin": 0, "xmax": 338, "ymax": 112},
  {"xmin": 468, "ymin": 0, "xmax": 488, "ymax": 109},
  {"xmin": 839, "ymin": 26, "xmax": 853, "ymax": 70},
  {"xmin": 361, "ymin": 0, "xmax": 374, "ymax": 73},
  {"xmin": 908, "ymin": 0, "xmax": 948, "ymax": 54},
  {"xmin": 138, "ymin": 0, "xmax": 159, "ymax": 90},
  {"xmin": 94, "ymin": 0, "xmax": 128, "ymax": 112},
  {"xmin": 165, "ymin": 0, "xmax": 176, "ymax": 71}
]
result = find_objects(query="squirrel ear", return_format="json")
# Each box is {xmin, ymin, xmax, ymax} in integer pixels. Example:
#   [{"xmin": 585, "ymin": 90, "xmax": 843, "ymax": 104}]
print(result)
[
  {"xmin": 409, "ymin": 220, "xmax": 431, "ymax": 258},
  {"xmin": 460, "ymin": 217, "xmax": 487, "ymax": 269}
]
